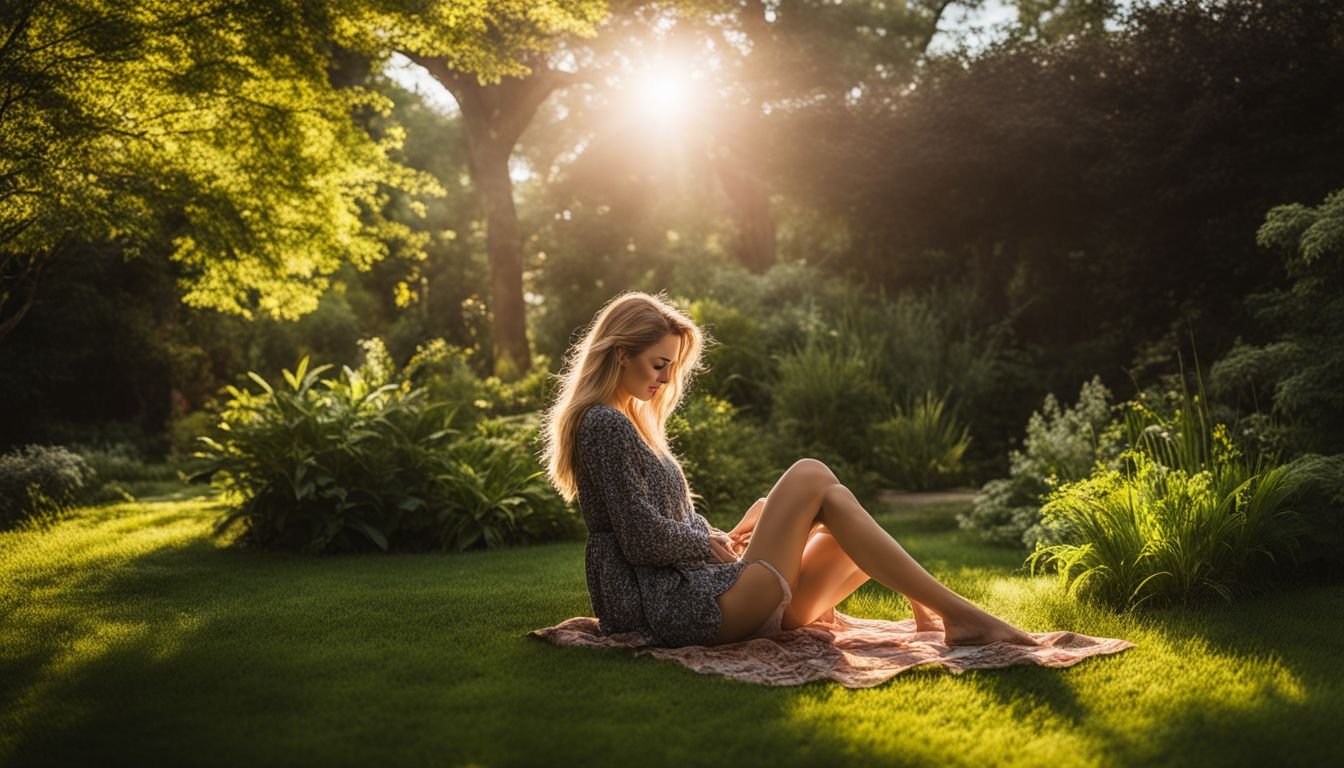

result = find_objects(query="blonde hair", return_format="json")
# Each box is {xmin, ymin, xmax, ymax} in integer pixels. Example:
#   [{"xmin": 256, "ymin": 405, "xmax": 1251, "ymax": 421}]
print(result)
[{"xmin": 541, "ymin": 290, "xmax": 709, "ymax": 504}]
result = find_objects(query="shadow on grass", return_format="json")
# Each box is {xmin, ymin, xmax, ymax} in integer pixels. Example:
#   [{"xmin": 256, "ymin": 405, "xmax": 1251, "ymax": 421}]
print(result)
[
  {"xmin": 2, "ymin": 509, "xmax": 803, "ymax": 766},
  {"xmin": 4, "ymin": 500, "xmax": 1343, "ymax": 767}
]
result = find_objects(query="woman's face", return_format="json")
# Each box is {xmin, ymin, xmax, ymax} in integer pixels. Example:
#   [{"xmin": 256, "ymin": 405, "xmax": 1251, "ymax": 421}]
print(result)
[{"xmin": 614, "ymin": 333, "xmax": 679, "ymax": 406}]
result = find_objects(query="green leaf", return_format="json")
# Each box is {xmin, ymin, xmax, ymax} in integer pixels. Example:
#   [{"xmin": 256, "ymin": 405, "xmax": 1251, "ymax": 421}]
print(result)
[
  {"xmin": 247, "ymin": 371, "xmax": 274, "ymax": 395},
  {"xmin": 348, "ymin": 521, "xmax": 389, "ymax": 552}
]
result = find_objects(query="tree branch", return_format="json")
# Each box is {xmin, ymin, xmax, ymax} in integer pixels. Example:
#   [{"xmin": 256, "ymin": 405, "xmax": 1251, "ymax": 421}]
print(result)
[
  {"xmin": 916, "ymin": 0, "xmax": 960, "ymax": 58},
  {"xmin": 0, "ymin": 247, "xmax": 46, "ymax": 343}
]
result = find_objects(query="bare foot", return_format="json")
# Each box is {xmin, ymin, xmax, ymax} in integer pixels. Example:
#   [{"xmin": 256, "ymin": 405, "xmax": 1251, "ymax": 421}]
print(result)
[
  {"xmin": 910, "ymin": 600, "xmax": 945, "ymax": 632},
  {"xmin": 914, "ymin": 614, "xmax": 945, "ymax": 633},
  {"xmin": 943, "ymin": 615, "xmax": 1040, "ymax": 647}
]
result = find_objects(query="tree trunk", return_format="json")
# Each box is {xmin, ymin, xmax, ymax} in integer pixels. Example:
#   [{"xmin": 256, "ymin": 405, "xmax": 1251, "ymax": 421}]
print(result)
[
  {"xmin": 475, "ymin": 147, "xmax": 530, "ymax": 379},
  {"xmin": 0, "ymin": 249, "xmax": 46, "ymax": 345},
  {"xmin": 721, "ymin": 0, "xmax": 778, "ymax": 273},
  {"xmin": 711, "ymin": 148, "xmax": 776, "ymax": 273},
  {"xmin": 408, "ymin": 53, "xmax": 587, "ymax": 380}
]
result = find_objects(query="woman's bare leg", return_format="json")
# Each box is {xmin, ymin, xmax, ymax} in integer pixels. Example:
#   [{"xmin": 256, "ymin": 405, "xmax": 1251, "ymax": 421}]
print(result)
[
  {"xmin": 814, "ymin": 482, "xmax": 1037, "ymax": 645},
  {"xmin": 781, "ymin": 524, "xmax": 869, "ymax": 629},
  {"xmin": 711, "ymin": 460, "xmax": 841, "ymax": 644},
  {"xmin": 713, "ymin": 459, "xmax": 1037, "ymax": 646},
  {"xmin": 909, "ymin": 598, "xmax": 945, "ymax": 632},
  {"xmin": 784, "ymin": 524, "xmax": 945, "ymax": 633}
]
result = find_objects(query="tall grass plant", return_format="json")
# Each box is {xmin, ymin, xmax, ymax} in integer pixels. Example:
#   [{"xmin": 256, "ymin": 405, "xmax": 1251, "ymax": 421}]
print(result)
[
  {"xmin": 1027, "ymin": 358, "xmax": 1312, "ymax": 609},
  {"xmin": 871, "ymin": 389, "xmax": 972, "ymax": 490}
]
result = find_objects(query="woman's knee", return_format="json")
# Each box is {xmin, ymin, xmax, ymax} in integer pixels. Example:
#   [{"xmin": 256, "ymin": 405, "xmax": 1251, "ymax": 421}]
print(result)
[
  {"xmin": 788, "ymin": 458, "xmax": 838, "ymax": 489},
  {"xmin": 820, "ymin": 483, "xmax": 857, "ymax": 519}
]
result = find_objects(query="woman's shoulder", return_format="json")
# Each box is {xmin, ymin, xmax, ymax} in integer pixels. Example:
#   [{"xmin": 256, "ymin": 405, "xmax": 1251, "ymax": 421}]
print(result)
[
  {"xmin": 579, "ymin": 403, "xmax": 633, "ymax": 441},
  {"xmin": 581, "ymin": 403, "xmax": 625, "ymax": 427}
]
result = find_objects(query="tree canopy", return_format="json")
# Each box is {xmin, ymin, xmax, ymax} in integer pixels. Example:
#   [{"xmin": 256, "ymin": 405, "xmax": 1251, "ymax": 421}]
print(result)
[{"xmin": 0, "ymin": 0, "xmax": 605, "ymax": 337}]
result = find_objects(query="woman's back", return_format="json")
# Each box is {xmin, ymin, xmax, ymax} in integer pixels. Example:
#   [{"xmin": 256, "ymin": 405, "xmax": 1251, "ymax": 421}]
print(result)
[{"xmin": 574, "ymin": 403, "xmax": 751, "ymax": 646}]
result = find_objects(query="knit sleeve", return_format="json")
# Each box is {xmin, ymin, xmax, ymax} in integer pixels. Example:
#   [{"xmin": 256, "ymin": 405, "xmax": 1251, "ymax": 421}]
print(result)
[
  {"xmin": 578, "ymin": 408, "xmax": 714, "ymax": 567},
  {"xmin": 691, "ymin": 511, "xmax": 723, "ymax": 538}
]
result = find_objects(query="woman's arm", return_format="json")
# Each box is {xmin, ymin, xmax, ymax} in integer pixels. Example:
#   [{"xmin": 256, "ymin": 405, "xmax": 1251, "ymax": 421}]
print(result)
[
  {"xmin": 729, "ymin": 497, "xmax": 766, "ymax": 539},
  {"xmin": 579, "ymin": 409, "xmax": 714, "ymax": 567}
]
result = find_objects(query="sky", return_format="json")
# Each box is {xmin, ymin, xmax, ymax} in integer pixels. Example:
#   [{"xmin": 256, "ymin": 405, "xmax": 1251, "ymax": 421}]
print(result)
[
  {"xmin": 381, "ymin": 0, "xmax": 1138, "ymax": 183},
  {"xmin": 382, "ymin": 0, "xmax": 1029, "ymax": 119}
]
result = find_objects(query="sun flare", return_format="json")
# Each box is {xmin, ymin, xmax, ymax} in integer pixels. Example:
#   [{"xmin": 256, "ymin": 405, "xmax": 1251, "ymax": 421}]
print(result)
[{"xmin": 632, "ymin": 63, "xmax": 693, "ymax": 124}]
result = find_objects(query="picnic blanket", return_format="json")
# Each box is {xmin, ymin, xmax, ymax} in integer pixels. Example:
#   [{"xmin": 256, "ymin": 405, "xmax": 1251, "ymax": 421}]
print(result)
[{"xmin": 527, "ymin": 611, "xmax": 1135, "ymax": 688}]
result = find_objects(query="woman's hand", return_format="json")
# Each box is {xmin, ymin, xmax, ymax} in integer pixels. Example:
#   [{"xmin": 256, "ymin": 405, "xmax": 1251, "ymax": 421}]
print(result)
[
  {"xmin": 707, "ymin": 532, "xmax": 739, "ymax": 563},
  {"xmin": 727, "ymin": 528, "xmax": 751, "ymax": 555},
  {"xmin": 728, "ymin": 497, "xmax": 766, "ymax": 540}
]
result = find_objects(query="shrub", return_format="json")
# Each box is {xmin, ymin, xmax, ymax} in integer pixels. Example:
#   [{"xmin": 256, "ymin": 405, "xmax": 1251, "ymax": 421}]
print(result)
[
  {"xmin": 168, "ymin": 410, "xmax": 217, "ymax": 462},
  {"xmin": 1276, "ymin": 452, "xmax": 1344, "ymax": 577},
  {"xmin": 770, "ymin": 336, "xmax": 889, "ymax": 469},
  {"xmin": 0, "ymin": 445, "xmax": 96, "ymax": 528},
  {"xmin": 1026, "ymin": 367, "xmax": 1314, "ymax": 610},
  {"xmin": 402, "ymin": 339, "xmax": 555, "ymax": 430},
  {"xmin": 958, "ymin": 375, "xmax": 1122, "ymax": 548},
  {"xmin": 684, "ymin": 298, "xmax": 775, "ymax": 415},
  {"xmin": 667, "ymin": 393, "xmax": 785, "ymax": 529},
  {"xmin": 437, "ymin": 414, "xmax": 583, "ymax": 551},
  {"xmin": 68, "ymin": 442, "xmax": 182, "ymax": 505},
  {"xmin": 1026, "ymin": 443, "xmax": 1311, "ymax": 611},
  {"xmin": 872, "ymin": 389, "xmax": 973, "ymax": 491},
  {"xmin": 1207, "ymin": 188, "xmax": 1344, "ymax": 456},
  {"xmin": 194, "ymin": 340, "xmax": 575, "ymax": 554}
]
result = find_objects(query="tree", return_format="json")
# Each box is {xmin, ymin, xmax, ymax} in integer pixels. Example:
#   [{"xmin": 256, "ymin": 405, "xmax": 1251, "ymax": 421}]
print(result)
[
  {"xmin": 1006, "ymin": 0, "xmax": 1120, "ymax": 42},
  {"xmin": 337, "ymin": 0, "xmax": 608, "ymax": 379},
  {"xmin": 358, "ymin": 2, "xmax": 969, "ymax": 376},
  {"xmin": 1212, "ymin": 189, "xmax": 1344, "ymax": 456},
  {"xmin": 513, "ymin": 0, "xmax": 973, "ymax": 336},
  {"xmin": 779, "ymin": 0, "xmax": 1344, "ymax": 393},
  {"xmin": 0, "ymin": 0, "xmax": 447, "ymax": 343},
  {"xmin": 406, "ymin": 51, "xmax": 594, "ymax": 379},
  {"xmin": 720, "ymin": 0, "xmax": 972, "ymax": 271}
]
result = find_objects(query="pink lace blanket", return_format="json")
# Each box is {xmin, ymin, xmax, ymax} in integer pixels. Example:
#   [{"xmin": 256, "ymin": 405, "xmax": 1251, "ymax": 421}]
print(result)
[{"xmin": 527, "ymin": 611, "xmax": 1135, "ymax": 687}]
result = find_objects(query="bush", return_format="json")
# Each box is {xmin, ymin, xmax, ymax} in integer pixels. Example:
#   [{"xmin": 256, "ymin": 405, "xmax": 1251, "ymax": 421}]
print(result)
[
  {"xmin": 770, "ymin": 336, "xmax": 889, "ymax": 470},
  {"xmin": 194, "ymin": 339, "xmax": 576, "ymax": 554},
  {"xmin": 872, "ymin": 389, "xmax": 973, "ymax": 491},
  {"xmin": 1277, "ymin": 452, "xmax": 1344, "ymax": 577},
  {"xmin": 958, "ymin": 375, "xmax": 1122, "ymax": 548},
  {"xmin": 684, "ymin": 298, "xmax": 775, "ymax": 415},
  {"xmin": 1207, "ymin": 187, "xmax": 1344, "ymax": 456},
  {"xmin": 1026, "ymin": 442, "xmax": 1311, "ymax": 611},
  {"xmin": 168, "ymin": 410, "xmax": 217, "ymax": 462},
  {"xmin": 438, "ymin": 413, "xmax": 583, "ymax": 550},
  {"xmin": 1027, "ymin": 367, "xmax": 1314, "ymax": 610},
  {"xmin": 68, "ymin": 442, "xmax": 183, "ymax": 505},
  {"xmin": 0, "ymin": 444, "xmax": 96, "ymax": 528},
  {"xmin": 402, "ymin": 338, "xmax": 556, "ymax": 430},
  {"xmin": 667, "ymin": 393, "xmax": 785, "ymax": 529}
]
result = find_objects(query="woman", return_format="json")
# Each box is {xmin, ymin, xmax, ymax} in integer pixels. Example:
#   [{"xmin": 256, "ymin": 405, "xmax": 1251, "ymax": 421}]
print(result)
[{"xmin": 541, "ymin": 290, "xmax": 1039, "ymax": 648}]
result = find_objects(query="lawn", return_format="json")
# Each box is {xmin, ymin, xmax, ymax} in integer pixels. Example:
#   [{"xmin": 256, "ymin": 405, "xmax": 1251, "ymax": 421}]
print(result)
[{"xmin": 2, "ymin": 493, "xmax": 1341, "ymax": 767}]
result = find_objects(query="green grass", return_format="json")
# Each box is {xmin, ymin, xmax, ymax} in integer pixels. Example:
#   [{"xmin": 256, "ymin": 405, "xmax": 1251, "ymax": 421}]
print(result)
[{"xmin": 2, "ymin": 493, "xmax": 1342, "ymax": 767}]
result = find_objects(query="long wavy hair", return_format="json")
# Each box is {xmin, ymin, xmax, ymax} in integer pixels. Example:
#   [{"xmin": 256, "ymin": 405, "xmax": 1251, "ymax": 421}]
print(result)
[{"xmin": 541, "ymin": 290, "xmax": 709, "ymax": 505}]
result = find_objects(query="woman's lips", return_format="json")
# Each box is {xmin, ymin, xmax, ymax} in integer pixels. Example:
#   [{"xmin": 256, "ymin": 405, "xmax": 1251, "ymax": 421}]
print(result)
[{"xmin": 648, "ymin": 386, "xmax": 659, "ymax": 393}]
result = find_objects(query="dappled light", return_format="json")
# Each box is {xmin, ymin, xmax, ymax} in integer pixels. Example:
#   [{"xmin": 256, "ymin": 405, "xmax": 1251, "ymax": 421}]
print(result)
[
  {"xmin": 4, "ymin": 499, "xmax": 1341, "ymax": 765},
  {"xmin": 3, "ymin": 0, "xmax": 1342, "ymax": 764}
]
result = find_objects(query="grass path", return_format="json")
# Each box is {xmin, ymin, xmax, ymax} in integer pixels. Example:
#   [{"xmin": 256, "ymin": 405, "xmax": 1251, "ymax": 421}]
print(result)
[{"xmin": 2, "ymin": 494, "xmax": 1341, "ymax": 767}]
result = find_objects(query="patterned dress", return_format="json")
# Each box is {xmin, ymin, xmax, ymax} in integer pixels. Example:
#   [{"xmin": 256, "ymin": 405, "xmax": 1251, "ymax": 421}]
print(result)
[{"xmin": 575, "ymin": 403, "xmax": 750, "ymax": 647}]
